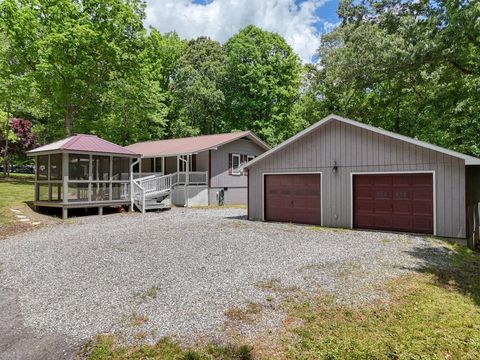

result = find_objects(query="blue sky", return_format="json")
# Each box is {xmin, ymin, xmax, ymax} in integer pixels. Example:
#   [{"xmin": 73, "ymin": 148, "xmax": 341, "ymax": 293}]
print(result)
[{"xmin": 145, "ymin": 0, "xmax": 341, "ymax": 62}]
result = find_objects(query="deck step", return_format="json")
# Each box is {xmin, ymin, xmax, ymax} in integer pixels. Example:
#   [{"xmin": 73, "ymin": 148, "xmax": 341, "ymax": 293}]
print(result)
[{"xmin": 144, "ymin": 203, "xmax": 168, "ymax": 210}]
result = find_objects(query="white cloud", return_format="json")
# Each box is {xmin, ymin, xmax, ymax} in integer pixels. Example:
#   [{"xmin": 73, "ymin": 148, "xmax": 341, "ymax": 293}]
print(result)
[{"xmin": 145, "ymin": 0, "xmax": 333, "ymax": 63}]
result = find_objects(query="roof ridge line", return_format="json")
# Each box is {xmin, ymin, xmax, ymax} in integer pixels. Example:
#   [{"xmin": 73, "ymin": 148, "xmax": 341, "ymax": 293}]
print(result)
[{"xmin": 128, "ymin": 131, "xmax": 250, "ymax": 146}]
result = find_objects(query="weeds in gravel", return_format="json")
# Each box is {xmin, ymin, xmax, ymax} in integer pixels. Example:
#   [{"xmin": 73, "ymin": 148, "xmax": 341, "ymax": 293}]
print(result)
[
  {"xmin": 134, "ymin": 285, "xmax": 159, "ymax": 303},
  {"xmin": 127, "ymin": 314, "xmax": 149, "ymax": 327},
  {"xmin": 224, "ymin": 302, "xmax": 262, "ymax": 324},
  {"xmin": 86, "ymin": 335, "xmax": 253, "ymax": 360},
  {"xmin": 381, "ymin": 238, "xmax": 391, "ymax": 245},
  {"xmin": 335, "ymin": 261, "xmax": 366, "ymax": 280},
  {"xmin": 255, "ymin": 278, "xmax": 299, "ymax": 293},
  {"xmin": 133, "ymin": 331, "xmax": 147, "ymax": 342},
  {"xmin": 306, "ymin": 225, "xmax": 349, "ymax": 233}
]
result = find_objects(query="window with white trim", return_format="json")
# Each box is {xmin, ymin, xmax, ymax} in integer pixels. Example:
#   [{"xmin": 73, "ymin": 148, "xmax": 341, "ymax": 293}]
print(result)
[
  {"xmin": 231, "ymin": 154, "xmax": 241, "ymax": 175},
  {"xmin": 247, "ymin": 155, "xmax": 255, "ymax": 162}
]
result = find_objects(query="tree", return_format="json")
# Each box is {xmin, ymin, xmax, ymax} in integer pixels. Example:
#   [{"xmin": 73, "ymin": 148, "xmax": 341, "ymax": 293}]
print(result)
[
  {"xmin": 223, "ymin": 25, "xmax": 303, "ymax": 145},
  {"xmin": 97, "ymin": 30, "xmax": 186, "ymax": 145},
  {"xmin": 0, "ymin": 0, "xmax": 147, "ymax": 137},
  {"xmin": 314, "ymin": 0, "xmax": 480, "ymax": 155},
  {"xmin": 0, "ymin": 118, "xmax": 36, "ymax": 175},
  {"xmin": 170, "ymin": 37, "xmax": 226, "ymax": 137}
]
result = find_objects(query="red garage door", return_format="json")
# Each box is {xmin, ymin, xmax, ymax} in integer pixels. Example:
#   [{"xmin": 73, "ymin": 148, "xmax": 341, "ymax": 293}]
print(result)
[
  {"xmin": 264, "ymin": 174, "xmax": 321, "ymax": 225},
  {"xmin": 353, "ymin": 173, "xmax": 433, "ymax": 234}
]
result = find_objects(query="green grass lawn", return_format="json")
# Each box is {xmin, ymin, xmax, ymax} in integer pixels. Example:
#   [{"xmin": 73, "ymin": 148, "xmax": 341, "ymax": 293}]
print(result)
[
  {"xmin": 85, "ymin": 241, "xmax": 480, "ymax": 360},
  {"xmin": 0, "ymin": 174, "xmax": 35, "ymax": 225}
]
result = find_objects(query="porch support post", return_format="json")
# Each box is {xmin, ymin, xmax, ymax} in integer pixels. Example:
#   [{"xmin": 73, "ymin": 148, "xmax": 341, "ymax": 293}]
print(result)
[
  {"xmin": 162, "ymin": 157, "xmax": 165, "ymax": 175},
  {"xmin": 62, "ymin": 152, "xmax": 68, "ymax": 205},
  {"xmin": 153, "ymin": 157, "xmax": 156, "ymax": 173},
  {"xmin": 98, "ymin": 206, "xmax": 103, "ymax": 215},
  {"xmin": 47, "ymin": 154, "xmax": 51, "ymax": 201},
  {"xmin": 34, "ymin": 156, "xmax": 38, "ymax": 202},
  {"xmin": 109, "ymin": 155, "xmax": 113, "ymax": 201},
  {"xmin": 88, "ymin": 154, "xmax": 92, "ymax": 202},
  {"xmin": 185, "ymin": 154, "xmax": 189, "ymax": 207},
  {"xmin": 62, "ymin": 207, "xmax": 68, "ymax": 220}
]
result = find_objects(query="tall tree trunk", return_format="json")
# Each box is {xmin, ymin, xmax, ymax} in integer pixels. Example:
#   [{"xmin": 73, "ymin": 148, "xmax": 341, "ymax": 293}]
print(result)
[{"xmin": 65, "ymin": 106, "xmax": 74, "ymax": 136}]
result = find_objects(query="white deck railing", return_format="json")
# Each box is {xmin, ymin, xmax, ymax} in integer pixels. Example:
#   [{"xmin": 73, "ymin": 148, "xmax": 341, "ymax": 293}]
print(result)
[
  {"xmin": 131, "ymin": 171, "xmax": 208, "ymax": 213},
  {"xmin": 174, "ymin": 172, "xmax": 208, "ymax": 186}
]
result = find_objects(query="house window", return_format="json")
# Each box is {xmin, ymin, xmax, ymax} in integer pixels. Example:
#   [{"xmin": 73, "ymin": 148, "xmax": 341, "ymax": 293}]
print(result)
[
  {"xmin": 247, "ymin": 155, "xmax": 255, "ymax": 162},
  {"xmin": 231, "ymin": 154, "xmax": 241, "ymax": 175}
]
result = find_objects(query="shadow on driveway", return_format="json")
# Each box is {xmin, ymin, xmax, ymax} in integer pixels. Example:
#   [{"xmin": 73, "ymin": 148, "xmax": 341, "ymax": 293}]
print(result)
[{"xmin": 0, "ymin": 286, "xmax": 77, "ymax": 360}]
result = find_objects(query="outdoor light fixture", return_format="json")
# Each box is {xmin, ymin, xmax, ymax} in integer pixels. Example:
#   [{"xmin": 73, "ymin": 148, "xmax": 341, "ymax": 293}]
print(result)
[{"xmin": 332, "ymin": 160, "xmax": 338, "ymax": 174}]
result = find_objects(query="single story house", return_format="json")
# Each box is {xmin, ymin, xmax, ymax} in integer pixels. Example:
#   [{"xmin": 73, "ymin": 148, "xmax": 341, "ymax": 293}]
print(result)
[
  {"xmin": 244, "ymin": 114, "xmax": 480, "ymax": 248},
  {"xmin": 27, "ymin": 134, "xmax": 140, "ymax": 219},
  {"xmin": 125, "ymin": 131, "xmax": 269, "ymax": 207},
  {"xmin": 28, "ymin": 131, "xmax": 269, "ymax": 217}
]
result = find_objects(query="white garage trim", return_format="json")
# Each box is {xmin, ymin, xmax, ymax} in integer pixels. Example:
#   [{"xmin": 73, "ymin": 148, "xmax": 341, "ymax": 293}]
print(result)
[
  {"xmin": 262, "ymin": 172, "xmax": 323, "ymax": 226},
  {"xmin": 349, "ymin": 171, "xmax": 437, "ymax": 236}
]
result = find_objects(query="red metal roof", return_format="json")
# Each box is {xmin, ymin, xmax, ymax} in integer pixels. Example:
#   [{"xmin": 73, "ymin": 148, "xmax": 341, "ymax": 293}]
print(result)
[
  {"xmin": 28, "ymin": 134, "xmax": 139, "ymax": 157},
  {"xmin": 125, "ymin": 131, "xmax": 269, "ymax": 157}
]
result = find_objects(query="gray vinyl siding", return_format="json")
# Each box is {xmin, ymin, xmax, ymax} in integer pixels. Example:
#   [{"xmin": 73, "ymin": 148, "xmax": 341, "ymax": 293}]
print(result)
[
  {"xmin": 210, "ymin": 138, "xmax": 265, "ymax": 189},
  {"xmin": 248, "ymin": 120, "xmax": 466, "ymax": 238},
  {"xmin": 209, "ymin": 187, "xmax": 247, "ymax": 206}
]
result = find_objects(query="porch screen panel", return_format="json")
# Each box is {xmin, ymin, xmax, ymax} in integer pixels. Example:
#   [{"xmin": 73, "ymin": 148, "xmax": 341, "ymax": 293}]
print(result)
[
  {"xmin": 92, "ymin": 156, "xmax": 110, "ymax": 180},
  {"xmin": 112, "ymin": 183, "xmax": 129, "ymax": 200},
  {"xmin": 67, "ymin": 183, "xmax": 89, "ymax": 202},
  {"xmin": 37, "ymin": 155, "xmax": 48, "ymax": 180},
  {"xmin": 113, "ymin": 157, "xmax": 130, "ymax": 180},
  {"xmin": 50, "ymin": 184, "xmax": 63, "ymax": 201},
  {"xmin": 37, "ymin": 183, "xmax": 49, "ymax": 200},
  {"xmin": 92, "ymin": 183, "xmax": 109, "ymax": 201},
  {"xmin": 49, "ymin": 154, "xmax": 62, "ymax": 180},
  {"xmin": 69, "ymin": 154, "xmax": 90, "ymax": 180}
]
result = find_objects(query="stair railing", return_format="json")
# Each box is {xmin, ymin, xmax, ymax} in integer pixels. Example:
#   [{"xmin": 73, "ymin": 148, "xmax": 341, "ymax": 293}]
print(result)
[{"xmin": 131, "ymin": 179, "xmax": 145, "ymax": 214}]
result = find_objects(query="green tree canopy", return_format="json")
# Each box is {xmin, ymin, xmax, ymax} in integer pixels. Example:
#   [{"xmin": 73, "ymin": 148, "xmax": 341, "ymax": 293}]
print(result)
[
  {"xmin": 315, "ymin": 0, "xmax": 480, "ymax": 155},
  {"xmin": 170, "ymin": 37, "xmax": 226, "ymax": 137},
  {"xmin": 223, "ymin": 25, "xmax": 303, "ymax": 145},
  {"xmin": 0, "ymin": 0, "xmax": 147, "ymax": 137}
]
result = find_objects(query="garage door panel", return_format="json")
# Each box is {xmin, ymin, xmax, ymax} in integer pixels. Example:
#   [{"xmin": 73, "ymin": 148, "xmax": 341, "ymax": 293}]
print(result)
[
  {"xmin": 354, "ymin": 173, "xmax": 433, "ymax": 234},
  {"xmin": 374, "ymin": 176, "xmax": 392, "ymax": 187},
  {"xmin": 413, "ymin": 217, "xmax": 433, "ymax": 232},
  {"xmin": 374, "ymin": 202, "xmax": 392, "ymax": 213},
  {"xmin": 355, "ymin": 188, "xmax": 375, "ymax": 199},
  {"xmin": 265, "ymin": 174, "xmax": 321, "ymax": 225},
  {"xmin": 392, "ymin": 216, "xmax": 414, "ymax": 231},
  {"xmin": 374, "ymin": 215, "xmax": 394, "ymax": 229},
  {"xmin": 413, "ymin": 188, "xmax": 432, "ymax": 200},
  {"xmin": 412, "ymin": 201, "xmax": 433, "ymax": 216}
]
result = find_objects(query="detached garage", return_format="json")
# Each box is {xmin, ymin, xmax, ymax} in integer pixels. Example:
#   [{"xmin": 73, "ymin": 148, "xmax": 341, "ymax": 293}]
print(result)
[{"xmin": 245, "ymin": 114, "xmax": 480, "ymax": 249}]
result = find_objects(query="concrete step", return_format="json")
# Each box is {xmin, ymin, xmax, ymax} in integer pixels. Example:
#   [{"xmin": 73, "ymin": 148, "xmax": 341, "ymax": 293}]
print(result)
[{"xmin": 144, "ymin": 203, "xmax": 169, "ymax": 210}]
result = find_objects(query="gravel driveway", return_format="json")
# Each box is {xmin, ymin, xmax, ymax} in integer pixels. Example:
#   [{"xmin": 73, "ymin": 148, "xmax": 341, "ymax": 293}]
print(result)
[{"xmin": 0, "ymin": 208, "xmax": 450, "ymax": 359}]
